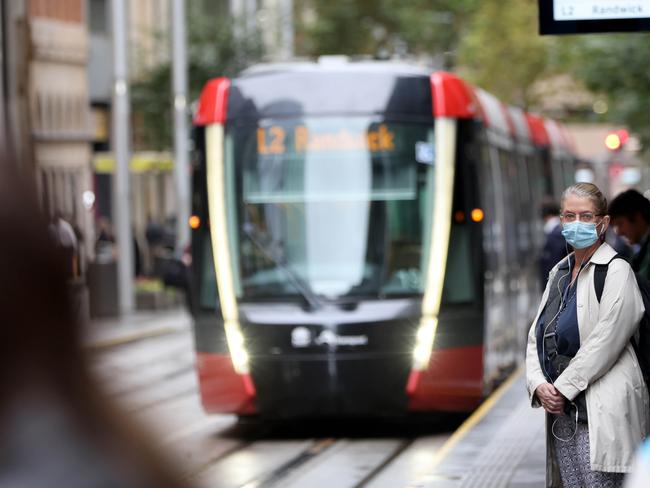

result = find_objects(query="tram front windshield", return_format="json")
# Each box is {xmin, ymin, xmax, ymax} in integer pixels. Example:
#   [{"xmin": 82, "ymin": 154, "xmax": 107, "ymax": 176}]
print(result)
[{"xmin": 226, "ymin": 116, "xmax": 435, "ymax": 301}]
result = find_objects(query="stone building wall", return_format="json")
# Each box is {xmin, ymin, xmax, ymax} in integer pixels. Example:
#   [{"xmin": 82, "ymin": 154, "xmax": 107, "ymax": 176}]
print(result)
[{"xmin": 28, "ymin": 0, "xmax": 95, "ymax": 267}]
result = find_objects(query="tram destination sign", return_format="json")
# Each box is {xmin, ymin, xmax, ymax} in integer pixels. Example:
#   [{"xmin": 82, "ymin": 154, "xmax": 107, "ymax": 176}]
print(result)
[
  {"xmin": 539, "ymin": 0, "xmax": 650, "ymax": 34},
  {"xmin": 257, "ymin": 124, "xmax": 396, "ymax": 155}
]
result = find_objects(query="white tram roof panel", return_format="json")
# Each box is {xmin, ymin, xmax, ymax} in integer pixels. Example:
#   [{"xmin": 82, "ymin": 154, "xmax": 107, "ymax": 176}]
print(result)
[
  {"xmin": 241, "ymin": 59, "xmax": 434, "ymax": 78},
  {"xmin": 473, "ymin": 89, "xmax": 511, "ymax": 136},
  {"xmin": 507, "ymin": 106, "xmax": 532, "ymax": 142},
  {"xmin": 231, "ymin": 60, "xmax": 437, "ymax": 119},
  {"xmin": 544, "ymin": 119, "xmax": 571, "ymax": 154}
]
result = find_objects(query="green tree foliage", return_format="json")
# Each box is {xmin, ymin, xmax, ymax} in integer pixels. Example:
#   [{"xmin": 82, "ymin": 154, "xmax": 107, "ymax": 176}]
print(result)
[
  {"xmin": 296, "ymin": 0, "xmax": 568, "ymax": 111},
  {"xmin": 456, "ymin": 0, "xmax": 551, "ymax": 107},
  {"xmin": 570, "ymin": 34, "xmax": 650, "ymax": 151},
  {"xmin": 295, "ymin": 0, "xmax": 479, "ymax": 66},
  {"xmin": 133, "ymin": 1, "xmax": 650, "ymax": 154},
  {"xmin": 131, "ymin": 10, "xmax": 262, "ymax": 151}
]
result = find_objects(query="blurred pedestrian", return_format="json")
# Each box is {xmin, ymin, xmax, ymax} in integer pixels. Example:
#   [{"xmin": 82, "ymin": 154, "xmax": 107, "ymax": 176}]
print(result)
[
  {"xmin": 95, "ymin": 216, "xmax": 116, "ymax": 263},
  {"xmin": 145, "ymin": 215, "xmax": 164, "ymax": 249},
  {"xmin": 604, "ymin": 226, "xmax": 634, "ymax": 260},
  {"xmin": 539, "ymin": 197, "xmax": 569, "ymax": 288},
  {"xmin": 49, "ymin": 211, "xmax": 79, "ymax": 279},
  {"xmin": 145, "ymin": 215, "xmax": 163, "ymax": 275},
  {"xmin": 134, "ymin": 231, "xmax": 143, "ymax": 277},
  {"xmin": 526, "ymin": 182, "xmax": 647, "ymax": 487},
  {"xmin": 96, "ymin": 216, "xmax": 115, "ymax": 244},
  {"xmin": 608, "ymin": 189, "xmax": 650, "ymax": 280},
  {"xmin": 0, "ymin": 164, "xmax": 192, "ymax": 487}
]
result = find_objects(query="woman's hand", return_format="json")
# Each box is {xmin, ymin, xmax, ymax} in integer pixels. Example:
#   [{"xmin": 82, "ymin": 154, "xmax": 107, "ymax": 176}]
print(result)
[{"xmin": 535, "ymin": 383, "xmax": 565, "ymax": 414}]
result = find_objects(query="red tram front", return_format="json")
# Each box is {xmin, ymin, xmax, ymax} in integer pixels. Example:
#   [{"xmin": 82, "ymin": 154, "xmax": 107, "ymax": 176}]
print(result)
[{"xmin": 188, "ymin": 60, "xmax": 577, "ymax": 418}]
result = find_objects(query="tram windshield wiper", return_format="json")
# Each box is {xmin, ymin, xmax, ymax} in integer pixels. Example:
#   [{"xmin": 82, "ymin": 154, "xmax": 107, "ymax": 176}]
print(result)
[{"xmin": 242, "ymin": 224, "xmax": 324, "ymax": 310}]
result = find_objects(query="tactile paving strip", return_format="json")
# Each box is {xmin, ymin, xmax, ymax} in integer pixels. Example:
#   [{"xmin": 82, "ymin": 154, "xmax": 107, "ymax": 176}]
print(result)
[
  {"xmin": 420, "ymin": 374, "xmax": 546, "ymax": 488},
  {"xmin": 458, "ymin": 401, "xmax": 543, "ymax": 487}
]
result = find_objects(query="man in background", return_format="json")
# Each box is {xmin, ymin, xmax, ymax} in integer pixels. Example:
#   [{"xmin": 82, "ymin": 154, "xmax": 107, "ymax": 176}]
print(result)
[
  {"xmin": 49, "ymin": 212, "xmax": 79, "ymax": 279},
  {"xmin": 608, "ymin": 189, "xmax": 650, "ymax": 280},
  {"xmin": 539, "ymin": 197, "xmax": 568, "ymax": 288}
]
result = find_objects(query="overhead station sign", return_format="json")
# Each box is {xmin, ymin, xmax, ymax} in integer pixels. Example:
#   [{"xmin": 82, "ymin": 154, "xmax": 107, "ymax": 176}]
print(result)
[
  {"xmin": 554, "ymin": 0, "xmax": 650, "ymax": 20},
  {"xmin": 539, "ymin": 0, "xmax": 650, "ymax": 34}
]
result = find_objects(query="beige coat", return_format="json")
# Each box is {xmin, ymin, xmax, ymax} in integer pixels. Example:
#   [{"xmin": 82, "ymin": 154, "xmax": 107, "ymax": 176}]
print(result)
[{"xmin": 526, "ymin": 243, "xmax": 649, "ymax": 486}]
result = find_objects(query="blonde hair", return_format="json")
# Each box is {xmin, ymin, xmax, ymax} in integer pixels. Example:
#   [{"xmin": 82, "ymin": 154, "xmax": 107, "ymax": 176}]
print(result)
[{"xmin": 561, "ymin": 182, "xmax": 608, "ymax": 216}]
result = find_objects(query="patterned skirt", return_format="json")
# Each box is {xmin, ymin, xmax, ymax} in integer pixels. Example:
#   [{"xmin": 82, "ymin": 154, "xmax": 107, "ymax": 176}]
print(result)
[{"xmin": 552, "ymin": 414, "xmax": 624, "ymax": 487}]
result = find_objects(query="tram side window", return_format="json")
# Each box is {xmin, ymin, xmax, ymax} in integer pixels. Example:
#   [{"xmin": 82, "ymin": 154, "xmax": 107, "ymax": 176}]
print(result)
[
  {"xmin": 526, "ymin": 152, "xmax": 546, "ymax": 246},
  {"xmin": 499, "ymin": 149, "xmax": 519, "ymax": 264},
  {"xmin": 562, "ymin": 156, "xmax": 575, "ymax": 188},
  {"xmin": 478, "ymin": 140, "xmax": 499, "ymax": 272},
  {"xmin": 515, "ymin": 153, "xmax": 533, "ymax": 257},
  {"xmin": 441, "ymin": 137, "xmax": 478, "ymax": 305},
  {"xmin": 443, "ymin": 226, "xmax": 475, "ymax": 303}
]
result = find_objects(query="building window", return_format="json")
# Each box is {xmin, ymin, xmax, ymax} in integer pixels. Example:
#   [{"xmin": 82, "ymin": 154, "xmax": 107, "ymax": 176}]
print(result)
[{"xmin": 89, "ymin": 0, "xmax": 108, "ymax": 34}]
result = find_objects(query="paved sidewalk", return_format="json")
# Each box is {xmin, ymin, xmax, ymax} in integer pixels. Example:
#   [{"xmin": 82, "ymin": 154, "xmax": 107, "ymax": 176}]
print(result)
[
  {"xmin": 84, "ymin": 307, "xmax": 192, "ymax": 350},
  {"xmin": 414, "ymin": 369, "xmax": 546, "ymax": 487}
]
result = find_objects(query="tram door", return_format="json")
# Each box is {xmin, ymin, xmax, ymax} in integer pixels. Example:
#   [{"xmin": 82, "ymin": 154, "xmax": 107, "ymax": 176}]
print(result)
[
  {"xmin": 514, "ymin": 149, "xmax": 538, "ymax": 351},
  {"xmin": 509, "ymin": 149, "xmax": 535, "ymax": 356},
  {"xmin": 482, "ymin": 138, "xmax": 517, "ymax": 384},
  {"xmin": 497, "ymin": 149, "xmax": 521, "ymax": 369}
]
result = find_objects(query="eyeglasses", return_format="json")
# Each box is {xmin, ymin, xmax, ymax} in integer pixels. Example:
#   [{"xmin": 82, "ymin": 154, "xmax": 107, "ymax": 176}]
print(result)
[{"xmin": 560, "ymin": 212, "xmax": 602, "ymax": 223}]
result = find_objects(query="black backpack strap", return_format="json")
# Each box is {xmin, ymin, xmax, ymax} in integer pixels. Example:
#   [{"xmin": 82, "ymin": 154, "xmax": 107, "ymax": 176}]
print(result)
[
  {"xmin": 594, "ymin": 254, "xmax": 625, "ymax": 303},
  {"xmin": 594, "ymin": 264, "xmax": 608, "ymax": 303},
  {"xmin": 594, "ymin": 254, "xmax": 622, "ymax": 303}
]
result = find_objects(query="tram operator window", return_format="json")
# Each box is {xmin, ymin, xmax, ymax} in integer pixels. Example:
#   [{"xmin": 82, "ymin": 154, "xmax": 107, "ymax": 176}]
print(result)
[
  {"xmin": 442, "ymin": 226, "xmax": 475, "ymax": 303},
  {"xmin": 440, "ymin": 139, "xmax": 477, "ymax": 305},
  {"xmin": 228, "ymin": 117, "xmax": 441, "ymax": 301}
]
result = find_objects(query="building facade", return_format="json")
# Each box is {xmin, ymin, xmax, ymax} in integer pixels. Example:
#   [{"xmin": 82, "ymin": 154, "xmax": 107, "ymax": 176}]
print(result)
[
  {"xmin": 1, "ymin": 1, "xmax": 32, "ymax": 170},
  {"xmin": 28, "ymin": 0, "xmax": 95, "ymax": 265}
]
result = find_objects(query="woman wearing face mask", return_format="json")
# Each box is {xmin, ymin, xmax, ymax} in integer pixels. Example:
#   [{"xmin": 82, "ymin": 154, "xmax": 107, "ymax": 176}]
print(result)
[{"xmin": 526, "ymin": 182, "xmax": 648, "ymax": 488}]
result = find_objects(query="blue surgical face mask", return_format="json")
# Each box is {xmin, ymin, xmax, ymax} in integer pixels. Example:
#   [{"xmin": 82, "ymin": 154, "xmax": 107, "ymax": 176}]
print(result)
[{"xmin": 561, "ymin": 221, "xmax": 601, "ymax": 249}]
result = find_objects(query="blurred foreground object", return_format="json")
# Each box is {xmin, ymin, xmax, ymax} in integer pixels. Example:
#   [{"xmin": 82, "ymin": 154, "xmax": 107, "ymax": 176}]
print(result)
[
  {"xmin": 626, "ymin": 439, "xmax": 650, "ymax": 488},
  {"xmin": 0, "ymin": 163, "xmax": 191, "ymax": 487}
]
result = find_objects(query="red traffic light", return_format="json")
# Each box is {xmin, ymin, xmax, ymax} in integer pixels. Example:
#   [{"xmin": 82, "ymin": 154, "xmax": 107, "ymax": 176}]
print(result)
[{"xmin": 605, "ymin": 129, "xmax": 630, "ymax": 151}]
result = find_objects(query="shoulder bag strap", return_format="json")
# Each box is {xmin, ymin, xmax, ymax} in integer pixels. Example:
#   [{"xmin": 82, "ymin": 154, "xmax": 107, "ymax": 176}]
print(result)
[{"xmin": 594, "ymin": 254, "xmax": 621, "ymax": 303}]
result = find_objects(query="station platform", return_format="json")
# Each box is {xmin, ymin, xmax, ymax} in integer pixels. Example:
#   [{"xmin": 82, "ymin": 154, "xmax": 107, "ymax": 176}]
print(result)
[
  {"xmin": 413, "ymin": 368, "xmax": 546, "ymax": 487},
  {"xmin": 83, "ymin": 307, "xmax": 191, "ymax": 350}
]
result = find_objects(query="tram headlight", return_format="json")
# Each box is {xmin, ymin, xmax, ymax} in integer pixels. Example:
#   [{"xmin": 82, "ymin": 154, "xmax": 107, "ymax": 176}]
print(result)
[
  {"xmin": 412, "ymin": 316, "xmax": 438, "ymax": 370},
  {"xmin": 224, "ymin": 320, "xmax": 250, "ymax": 374},
  {"xmin": 413, "ymin": 343, "xmax": 430, "ymax": 368},
  {"xmin": 230, "ymin": 348, "xmax": 249, "ymax": 373}
]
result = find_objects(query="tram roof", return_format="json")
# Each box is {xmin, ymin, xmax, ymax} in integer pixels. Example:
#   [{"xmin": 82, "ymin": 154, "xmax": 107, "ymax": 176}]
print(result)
[
  {"xmin": 430, "ymin": 71, "xmax": 575, "ymax": 152},
  {"xmin": 195, "ymin": 61, "xmax": 576, "ymax": 153},
  {"xmin": 240, "ymin": 58, "xmax": 433, "ymax": 78},
  {"xmin": 225, "ymin": 60, "xmax": 436, "ymax": 120}
]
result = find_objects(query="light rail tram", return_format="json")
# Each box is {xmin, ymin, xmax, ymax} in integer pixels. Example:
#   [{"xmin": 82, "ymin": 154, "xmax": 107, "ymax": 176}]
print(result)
[{"xmin": 189, "ymin": 59, "xmax": 578, "ymax": 418}]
